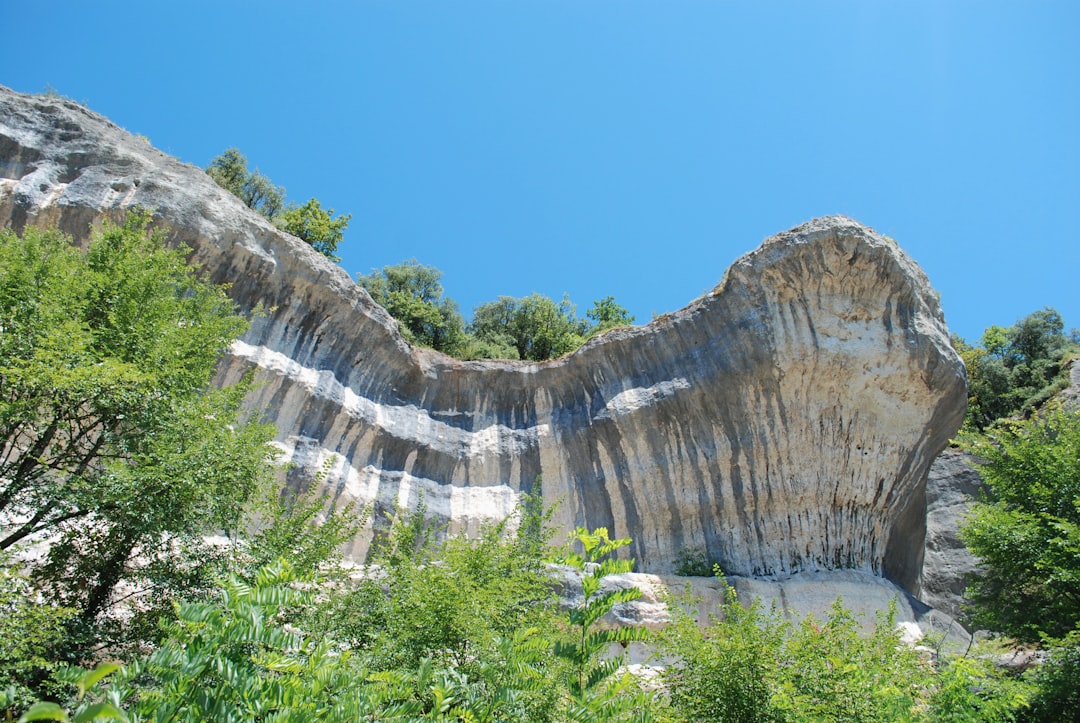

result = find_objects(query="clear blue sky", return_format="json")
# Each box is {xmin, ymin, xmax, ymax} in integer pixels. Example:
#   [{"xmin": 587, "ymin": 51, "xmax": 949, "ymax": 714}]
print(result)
[{"xmin": 2, "ymin": 1, "xmax": 1077, "ymax": 343}]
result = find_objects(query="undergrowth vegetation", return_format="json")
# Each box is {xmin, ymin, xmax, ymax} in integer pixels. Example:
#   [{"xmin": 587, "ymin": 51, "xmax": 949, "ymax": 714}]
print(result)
[{"xmin": 2, "ymin": 217, "xmax": 1078, "ymax": 720}]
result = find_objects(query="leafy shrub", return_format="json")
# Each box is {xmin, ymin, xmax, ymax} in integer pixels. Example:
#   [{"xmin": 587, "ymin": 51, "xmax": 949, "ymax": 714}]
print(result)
[
  {"xmin": 672, "ymin": 546, "xmax": 714, "ymax": 577},
  {"xmin": 1024, "ymin": 632, "xmax": 1080, "ymax": 723},
  {"xmin": 0, "ymin": 563, "xmax": 76, "ymax": 715},
  {"xmin": 661, "ymin": 582, "xmax": 1033, "ymax": 723},
  {"xmin": 960, "ymin": 406, "xmax": 1080, "ymax": 642}
]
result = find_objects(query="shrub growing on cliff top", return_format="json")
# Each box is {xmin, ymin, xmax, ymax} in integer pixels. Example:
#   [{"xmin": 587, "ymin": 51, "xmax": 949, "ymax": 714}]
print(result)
[
  {"xmin": 357, "ymin": 260, "xmax": 467, "ymax": 355},
  {"xmin": 207, "ymin": 147, "xmax": 285, "ymax": 221},
  {"xmin": 359, "ymin": 258, "xmax": 637, "ymax": 361},
  {"xmin": 278, "ymin": 198, "xmax": 351, "ymax": 263},
  {"xmin": 206, "ymin": 148, "xmax": 351, "ymax": 261}
]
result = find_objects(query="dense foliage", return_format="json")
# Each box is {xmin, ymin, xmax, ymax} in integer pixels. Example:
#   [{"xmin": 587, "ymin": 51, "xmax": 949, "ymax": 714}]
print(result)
[
  {"xmin": 16, "ymin": 542, "xmax": 1047, "ymax": 722},
  {"xmin": 954, "ymin": 308, "xmax": 1078, "ymax": 431},
  {"xmin": 661, "ymin": 585, "xmax": 1032, "ymax": 723},
  {"xmin": 277, "ymin": 199, "xmax": 351, "ymax": 263},
  {"xmin": 470, "ymin": 294, "xmax": 588, "ymax": 362},
  {"xmin": 206, "ymin": 149, "xmax": 351, "ymax": 261},
  {"xmin": 954, "ymin": 309, "xmax": 1080, "ymax": 721},
  {"xmin": 357, "ymin": 261, "xmax": 468, "ymax": 355},
  {"xmin": 10, "ymin": 497, "xmax": 676, "ymax": 722},
  {"xmin": 359, "ymin": 260, "xmax": 636, "ymax": 361},
  {"xmin": 206, "ymin": 148, "xmax": 285, "ymax": 221},
  {"xmin": 0, "ymin": 214, "xmax": 279, "ymax": 647},
  {"xmin": 961, "ymin": 406, "xmax": 1080, "ymax": 642}
]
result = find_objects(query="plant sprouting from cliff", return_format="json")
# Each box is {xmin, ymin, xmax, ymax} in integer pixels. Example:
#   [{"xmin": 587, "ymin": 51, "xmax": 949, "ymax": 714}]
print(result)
[
  {"xmin": 672, "ymin": 546, "xmax": 715, "ymax": 577},
  {"xmin": 206, "ymin": 149, "xmax": 350, "ymax": 262},
  {"xmin": 207, "ymin": 148, "xmax": 286, "ymax": 221}
]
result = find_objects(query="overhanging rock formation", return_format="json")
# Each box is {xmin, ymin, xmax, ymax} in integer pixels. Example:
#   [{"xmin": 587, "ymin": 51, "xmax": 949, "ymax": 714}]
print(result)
[{"xmin": 0, "ymin": 86, "xmax": 966, "ymax": 595}]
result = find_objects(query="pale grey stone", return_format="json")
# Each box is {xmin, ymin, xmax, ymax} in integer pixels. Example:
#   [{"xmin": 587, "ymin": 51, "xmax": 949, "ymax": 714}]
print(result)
[{"xmin": 0, "ymin": 85, "xmax": 967, "ymax": 602}]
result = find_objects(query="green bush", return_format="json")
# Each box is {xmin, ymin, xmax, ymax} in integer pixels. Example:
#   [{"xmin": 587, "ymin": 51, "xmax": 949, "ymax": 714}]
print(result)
[
  {"xmin": 960, "ymin": 406, "xmax": 1080, "ymax": 642},
  {"xmin": 1025, "ymin": 632, "xmax": 1080, "ymax": 722},
  {"xmin": 672, "ymin": 546, "xmax": 714, "ymax": 577},
  {"xmin": 660, "ymin": 583, "xmax": 1033, "ymax": 723}
]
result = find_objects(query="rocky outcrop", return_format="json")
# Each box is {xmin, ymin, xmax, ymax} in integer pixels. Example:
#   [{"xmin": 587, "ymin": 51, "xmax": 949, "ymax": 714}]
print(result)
[
  {"xmin": 920, "ymin": 449, "xmax": 984, "ymax": 620},
  {"xmin": 0, "ymin": 85, "xmax": 966, "ymax": 594}
]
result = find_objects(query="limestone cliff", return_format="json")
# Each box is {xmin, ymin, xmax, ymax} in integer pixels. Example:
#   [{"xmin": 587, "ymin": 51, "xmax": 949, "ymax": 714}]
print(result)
[{"xmin": 0, "ymin": 85, "xmax": 966, "ymax": 594}]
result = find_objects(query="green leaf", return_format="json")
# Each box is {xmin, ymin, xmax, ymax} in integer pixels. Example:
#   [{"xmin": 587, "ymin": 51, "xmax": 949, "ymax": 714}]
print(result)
[
  {"xmin": 77, "ymin": 662, "xmax": 121, "ymax": 697},
  {"xmin": 17, "ymin": 702, "xmax": 69, "ymax": 722},
  {"xmin": 72, "ymin": 702, "xmax": 128, "ymax": 722}
]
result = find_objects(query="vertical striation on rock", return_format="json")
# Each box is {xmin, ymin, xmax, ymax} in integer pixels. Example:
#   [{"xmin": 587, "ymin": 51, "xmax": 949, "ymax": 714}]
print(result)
[{"xmin": 0, "ymin": 85, "xmax": 966, "ymax": 594}]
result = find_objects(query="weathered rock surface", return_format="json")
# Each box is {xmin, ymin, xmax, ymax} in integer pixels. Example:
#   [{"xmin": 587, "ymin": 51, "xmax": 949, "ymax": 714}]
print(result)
[
  {"xmin": 919, "ymin": 449, "xmax": 984, "ymax": 621},
  {"xmin": 1058, "ymin": 358, "xmax": 1080, "ymax": 411},
  {"xmin": 0, "ymin": 85, "xmax": 966, "ymax": 594}
]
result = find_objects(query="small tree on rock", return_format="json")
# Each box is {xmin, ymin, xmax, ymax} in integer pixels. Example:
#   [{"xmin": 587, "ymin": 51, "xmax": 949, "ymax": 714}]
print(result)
[{"xmin": 278, "ymin": 198, "xmax": 351, "ymax": 262}]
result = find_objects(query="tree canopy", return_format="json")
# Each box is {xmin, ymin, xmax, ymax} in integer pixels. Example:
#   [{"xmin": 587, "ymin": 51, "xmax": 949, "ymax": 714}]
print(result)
[
  {"xmin": 586, "ymin": 295, "xmax": 635, "ymax": 335},
  {"xmin": 206, "ymin": 149, "xmax": 351, "ymax": 262},
  {"xmin": 278, "ymin": 198, "xmax": 351, "ymax": 262},
  {"xmin": 954, "ymin": 308, "xmax": 1079, "ymax": 431},
  {"xmin": 357, "ymin": 260, "xmax": 467, "ymax": 355},
  {"xmin": 470, "ymin": 293, "xmax": 588, "ymax": 362},
  {"xmin": 206, "ymin": 148, "xmax": 285, "ymax": 221},
  {"xmin": 0, "ymin": 212, "xmax": 279, "ymax": 628}
]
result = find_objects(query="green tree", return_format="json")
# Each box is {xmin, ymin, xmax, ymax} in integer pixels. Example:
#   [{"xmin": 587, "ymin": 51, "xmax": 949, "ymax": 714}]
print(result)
[
  {"xmin": 206, "ymin": 148, "xmax": 286, "ymax": 221},
  {"xmin": 586, "ymin": 296, "xmax": 635, "ymax": 336},
  {"xmin": 358, "ymin": 260, "xmax": 466, "ymax": 355},
  {"xmin": 470, "ymin": 293, "xmax": 587, "ymax": 361},
  {"xmin": 277, "ymin": 198, "xmax": 351, "ymax": 262},
  {"xmin": 957, "ymin": 308, "xmax": 1078, "ymax": 431},
  {"xmin": 960, "ymin": 406, "xmax": 1080, "ymax": 642},
  {"xmin": 0, "ymin": 214, "xmax": 278, "ymax": 635},
  {"xmin": 208, "ymin": 149, "xmax": 352, "ymax": 262}
]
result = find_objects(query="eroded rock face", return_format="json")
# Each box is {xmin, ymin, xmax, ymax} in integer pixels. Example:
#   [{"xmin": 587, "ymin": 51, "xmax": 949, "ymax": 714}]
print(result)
[
  {"xmin": 920, "ymin": 449, "xmax": 984, "ymax": 621},
  {"xmin": 0, "ymin": 85, "xmax": 966, "ymax": 593}
]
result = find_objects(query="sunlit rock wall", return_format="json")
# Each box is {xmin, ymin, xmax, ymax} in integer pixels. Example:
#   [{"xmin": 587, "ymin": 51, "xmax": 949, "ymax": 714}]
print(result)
[{"xmin": 0, "ymin": 85, "xmax": 966, "ymax": 593}]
